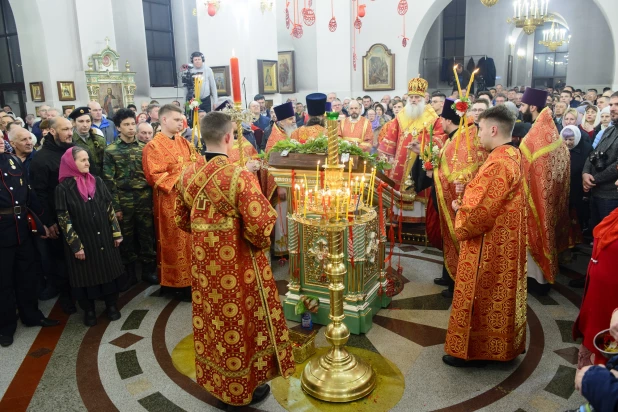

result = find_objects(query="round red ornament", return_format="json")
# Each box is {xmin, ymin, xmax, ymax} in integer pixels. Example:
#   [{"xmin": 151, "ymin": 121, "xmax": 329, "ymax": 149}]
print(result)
[
  {"xmin": 354, "ymin": 17, "xmax": 362, "ymax": 30},
  {"xmin": 424, "ymin": 161, "xmax": 434, "ymax": 171},
  {"xmin": 456, "ymin": 101, "xmax": 468, "ymax": 112},
  {"xmin": 302, "ymin": 8, "xmax": 315, "ymax": 26},
  {"xmin": 358, "ymin": 4, "xmax": 366, "ymax": 17},
  {"xmin": 207, "ymin": 2, "xmax": 217, "ymax": 16},
  {"xmin": 292, "ymin": 24, "xmax": 304, "ymax": 38},
  {"xmin": 402, "ymin": 37, "xmax": 408, "ymax": 47},
  {"xmin": 328, "ymin": 17, "xmax": 337, "ymax": 32},
  {"xmin": 397, "ymin": 0, "xmax": 408, "ymax": 15}
]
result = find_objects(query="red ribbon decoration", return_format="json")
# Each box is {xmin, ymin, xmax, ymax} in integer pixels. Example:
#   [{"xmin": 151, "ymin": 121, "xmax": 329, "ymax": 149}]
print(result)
[
  {"xmin": 386, "ymin": 187, "xmax": 395, "ymax": 265},
  {"xmin": 378, "ymin": 182, "xmax": 388, "ymax": 237},
  {"xmin": 348, "ymin": 218, "xmax": 355, "ymax": 269}
]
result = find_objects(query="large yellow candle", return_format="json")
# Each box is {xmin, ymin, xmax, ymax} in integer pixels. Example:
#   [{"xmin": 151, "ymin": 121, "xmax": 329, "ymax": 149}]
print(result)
[
  {"xmin": 315, "ymin": 161, "xmax": 320, "ymax": 190},
  {"xmin": 466, "ymin": 69, "xmax": 479, "ymax": 98},
  {"xmin": 348, "ymin": 158, "xmax": 353, "ymax": 188},
  {"xmin": 465, "ymin": 119, "xmax": 471, "ymax": 155},
  {"xmin": 304, "ymin": 190, "xmax": 308, "ymax": 217},
  {"xmin": 360, "ymin": 176, "xmax": 366, "ymax": 204},
  {"xmin": 454, "ymin": 116, "xmax": 464, "ymax": 151},
  {"xmin": 453, "ymin": 65, "xmax": 463, "ymax": 97},
  {"xmin": 369, "ymin": 168, "xmax": 376, "ymax": 207}
]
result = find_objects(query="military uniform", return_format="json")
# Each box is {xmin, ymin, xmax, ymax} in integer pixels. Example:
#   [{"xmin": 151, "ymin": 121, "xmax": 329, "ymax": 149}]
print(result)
[
  {"xmin": 0, "ymin": 152, "xmax": 54, "ymax": 345},
  {"xmin": 73, "ymin": 130, "xmax": 106, "ymax": 177},
  {"xmin": 102, "ymin": 138, "xmax": 156, "ymax": 281}
]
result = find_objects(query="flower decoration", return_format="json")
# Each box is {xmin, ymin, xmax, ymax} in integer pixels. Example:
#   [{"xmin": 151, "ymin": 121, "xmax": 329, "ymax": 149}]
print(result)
[
  {"xmin": 188, "ymin": 98, "xmax": 202, "ymax": 110},
  {"xmin": 421, "ymin": 124, "xmax": 440, "ymax": 172},
  {"xmin": 452, "ymin": 97, "xmax": 471, "ymax": 117}
]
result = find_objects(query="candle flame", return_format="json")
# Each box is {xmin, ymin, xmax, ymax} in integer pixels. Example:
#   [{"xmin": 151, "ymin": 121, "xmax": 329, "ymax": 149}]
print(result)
[
  {"xmin": 232, "ymin": 49, "xmax": 235, "ymax": 57},
  {"xmin": 473, "ymin": 68, "xmax": 480, "ymax": 74}
]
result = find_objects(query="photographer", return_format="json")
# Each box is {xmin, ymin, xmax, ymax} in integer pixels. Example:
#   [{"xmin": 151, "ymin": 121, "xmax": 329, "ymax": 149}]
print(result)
[
  {"xmin": 183, "ymin": 51, "xmax": 217, "ymax": 113},
  {"xmin": 583, "ymin": 92, "xmax": 618, "ymax": 231}
]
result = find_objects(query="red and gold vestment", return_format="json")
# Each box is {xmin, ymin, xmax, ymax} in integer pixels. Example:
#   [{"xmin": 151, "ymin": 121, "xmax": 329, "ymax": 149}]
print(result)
[
  {"xmin": 338, "ymin": 116, "xmax": 372, "ymax": 152},
  {"xmin": 520, "ymin": 108, "xmax": 571, "ymax": 284},
  {"xmin": 434, "ymin": 124, "xmax": 488, "ymax": 279},
  {"xmin": 142, "ymin": 132, "xmax": 193, "ymax": 287},
  {"xmin": 445, "ymin": 144, "xmax": 527, "ymax": 361},
  {"xmin": 290, "ymin": 124, "xmax": 325, "ymax": 144},
  {"xmin": 176, "ymin": 155, "xmax": 295, "ymax": 406}
]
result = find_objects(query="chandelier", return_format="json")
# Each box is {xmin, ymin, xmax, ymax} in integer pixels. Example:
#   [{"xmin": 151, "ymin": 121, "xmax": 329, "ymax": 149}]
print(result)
[
  {"xmin": 480, "ymin": 0, "xmax": 499, "ymax": 7},
  {"xmin": 260, "ymin": 0, "xmax": 273, "ymax": 13},
  {"xmin": 538, "ymin": 21, "xmax": 567, "ymax": 51},
  {"xmin": 508, "ymin": 0, "xmax": 550, "ymax": 35}
]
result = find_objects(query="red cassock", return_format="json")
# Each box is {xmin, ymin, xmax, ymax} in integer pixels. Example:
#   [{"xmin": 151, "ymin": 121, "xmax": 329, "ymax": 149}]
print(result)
[
  {"xmin": 445, "ymin": 145, "xmax": 527, "ymax": 361},
  {"xmin": 142, "ymin": 132, "xmax": 193, "ymax": 287},
  {"xmin": 176, "ymin": 155, "xmax": 295, "ymax": 406}
]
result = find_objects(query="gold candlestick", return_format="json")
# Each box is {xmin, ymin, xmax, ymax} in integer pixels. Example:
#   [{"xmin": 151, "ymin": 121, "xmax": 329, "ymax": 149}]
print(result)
[{"xmin": 222, "ymin": 102, "xmax": 254, "ymax": 169}]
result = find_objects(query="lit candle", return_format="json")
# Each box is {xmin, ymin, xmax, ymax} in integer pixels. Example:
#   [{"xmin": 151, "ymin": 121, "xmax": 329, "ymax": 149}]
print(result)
[
  {"xmin": 369, "ymin": 168, "xmax": 376, "ymax": 207},
  {"xmin": 466, "ymin": 69, "xmax": 479, "ymax": 97},
  {"xmin": 348, "ymin": 158, "xmax": 353, "ymax": 188},
  {"xmin": 230, "ymin": 50, "xmax": 241, "ymax": 104},
  {"xmin": 363, "ymin": 161, "xmax": 367, "ymax": 176},
  {"xmin": 360, "ymin": 176, "xmax": 366, "ymax": 204},
  {"xmin": 420, "ymin": 128, "xmax": 426, "ymax": 160},
  {"xmin": 295, "ymin": 184, "xmax": 300, "ymax": 213},
  {"xmin": 465, "ymin": 120, "xmax": 471, "ymax": 155},
  {"xmin": 304, "ymin": 190, "xmax": 308, "ymax": 217},
  {"xmin": 315, "ymin": 161, "xmax": 320, "ymax": 191},
  {"xmin": 453, "ymin": 65, "xmax": 463, "ymax": 97}
]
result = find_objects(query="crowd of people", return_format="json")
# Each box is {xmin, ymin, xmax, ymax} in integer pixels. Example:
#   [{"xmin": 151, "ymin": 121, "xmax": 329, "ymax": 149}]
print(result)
[{"xmin": 2, "ymin": 72, "xmax": 618, "ymax": 409}]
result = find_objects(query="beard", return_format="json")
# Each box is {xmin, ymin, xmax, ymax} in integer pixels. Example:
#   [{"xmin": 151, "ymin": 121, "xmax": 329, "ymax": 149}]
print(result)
[
  {"xmin": 350, "ymin": 112, "xmax": 359, "ymax": 120},
  {"xmin": 282, "ymin": 122, "xmax": 297, "ymax": 137},
  {"xmin": 522, "ymin": 107, "xmax": 533, "ymax": 123},
  {"xmin": 405, "ymin": 101, "xmax": 425, "ymax": 120}
]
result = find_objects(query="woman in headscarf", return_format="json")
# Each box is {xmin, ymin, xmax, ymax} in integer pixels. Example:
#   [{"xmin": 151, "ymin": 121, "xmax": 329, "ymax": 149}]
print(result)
[
  {"xmin": 592, "ymin": 106, "xmax": 612, "ymax": 143},
  {"xmin": 561, "ymin": 125, "xmax": 593, "ymax": 245},
  {"xmin": 573, "ymin": 199, "xmax": 618, "ymax": 368},
  {"xmin": 55, "ymin": 146, "xmax": 125, "ymax": 327}
]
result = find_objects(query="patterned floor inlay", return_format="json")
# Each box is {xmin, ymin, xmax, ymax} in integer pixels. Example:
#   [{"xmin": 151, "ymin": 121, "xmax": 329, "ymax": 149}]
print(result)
[
  {"xmin": 28, "ymin": 348, "xmax": 52, "ymax": 359},
  {"xmin": 115, "ymin": 350, "xmax": 143, "ymax": 380},
  {"xmin": 422, "ymin": 248, "xmax": 444, "ymax": 257},
  {"xmin": 388, "ymin": 293, "xmax": 452, "ymax": 311},
  {"xmin": 532, "ymin": 293, "xmax": 560, "ymax": 306},
  {"xmin": 554, "ymin": 347, "xmax": 580, "ymax": 365},
  {"xmin": 544, "ymin": 365, "xmax": 577, "ymax": 399},
  {"xmin": 121, "ymin": 309, "xmax": 149, "ymax": 331},
  {"xmin": 372, "ymin": 315, "xmax": 447, "ymax": 347},
  {"xmin": 555, "ymin": 319, "xmax": 580, "ymax": 344},
  {"xmin": 347, "ymin": 334, "xmax": 380, "ymax": 354},
  {"xmin": 109, "ymin": 332, "xmax": 144, "ymax": 349},
  {"xmin": 138, "ymin": 391, "xmax": 186, "ymax": 412}
]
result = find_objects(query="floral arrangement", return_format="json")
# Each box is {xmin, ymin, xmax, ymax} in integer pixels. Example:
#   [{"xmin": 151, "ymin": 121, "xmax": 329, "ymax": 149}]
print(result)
[
  {"xmin": 262, "ymin": 135, "xmax": 392, "ymax": 171},
  {"xmin": 186, "ymin": 98, "xmax": 202, "ymax": 111},
  {"xmin": 451, "ymin": 96, "xmax": 470, "ymax": 117},
  {"xmin": 421, "ymin": 124, "xmax": 440, "ymax": 171}
]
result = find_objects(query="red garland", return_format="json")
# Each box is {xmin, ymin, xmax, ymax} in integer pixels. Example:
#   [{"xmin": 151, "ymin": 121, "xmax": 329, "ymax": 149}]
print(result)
[{"xmin": 456, "ymin": 101, "xmax": 469, "ymax": 113}]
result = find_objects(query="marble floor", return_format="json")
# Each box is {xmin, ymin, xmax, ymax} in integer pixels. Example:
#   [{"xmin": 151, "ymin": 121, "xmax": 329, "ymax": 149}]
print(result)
[{"xmin": 0, "ymin": 243, "xmax": 591, "ymax": 412}]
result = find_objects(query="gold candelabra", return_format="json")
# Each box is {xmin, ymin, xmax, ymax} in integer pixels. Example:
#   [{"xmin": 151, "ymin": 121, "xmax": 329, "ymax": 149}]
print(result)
[
  {"xmin": 293, "ymin": 112, "xmax": 376, "ymax": 402},
  {"xmin": 507, "ymin": 0, "xmax": 551, "ymax": 34},
  {"xmin": 538, "ymin": 21, "xmax": 567, "ymax": 51}
]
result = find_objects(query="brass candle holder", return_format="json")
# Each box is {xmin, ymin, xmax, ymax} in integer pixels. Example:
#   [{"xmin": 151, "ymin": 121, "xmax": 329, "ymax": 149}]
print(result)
[
  {"xmin": 292, "ymin": 113, "xmax": 376, "ymax": 402},
  {"xmin": 223, "ymin": 102, "xmax": 254, "ymax": 168}
]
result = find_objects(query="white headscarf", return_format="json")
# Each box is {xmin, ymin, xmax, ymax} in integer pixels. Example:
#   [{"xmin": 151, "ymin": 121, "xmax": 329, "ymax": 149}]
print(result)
[
  {"xmin": 600, "ymin": 106, "xmax": 611, "ymax": 130},
  {"xmin": 560, "ymin": 125, "xmax": 581, "ymax": 149}
]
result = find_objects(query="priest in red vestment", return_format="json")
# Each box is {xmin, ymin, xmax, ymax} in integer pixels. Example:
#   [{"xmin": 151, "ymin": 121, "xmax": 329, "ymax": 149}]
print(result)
[
  {"xmin": 290, "ymin": 93, "xmax": 326, "ymax": 144},
  {"xmin": 142, "ymin": 104, "xmax": 194, "ymax": 297},
  {"xmin": 519, "ymin": 88, "xmax": 571, "ymax": 294},
  {"xmin": 445, "ymin": 105, "xmax": 526, "ymax": 367},
  {"xmin": 412, "ymin": 99, "xmax": 489, "ymax": 298},
  {"xmin": 338, "ymin": 100, "xmax": 372, "ymax": 152},
  {"xmin": 377, "ymin": 77, "xmax": 445, "ymax": 191},
  {"xmin": 175, "ymin": 111, "xmax": 295, "ymax": 406}
]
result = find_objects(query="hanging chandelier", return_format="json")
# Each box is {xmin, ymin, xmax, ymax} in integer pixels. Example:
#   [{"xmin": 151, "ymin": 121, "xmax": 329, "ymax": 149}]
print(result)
[
  {"xmin": 480, "ymin": 0, "xmax": 499, "ymax": 7},
  {"xmin": 260, "ymin": 0, "xmax": 273, "ymax": 13},
  {"xmin": 538, "ymin": 21, "xmax": 567, "ymax": 51},
  {"xmin": 507, "ymin": 0, "xmax": 550, "ymax": 35}
]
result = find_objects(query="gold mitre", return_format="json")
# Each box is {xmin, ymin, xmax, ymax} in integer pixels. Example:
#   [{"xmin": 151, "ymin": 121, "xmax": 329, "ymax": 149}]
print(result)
[{"xmin": 408, "ymin": 76, "xmax": 428, "ymax": 97}]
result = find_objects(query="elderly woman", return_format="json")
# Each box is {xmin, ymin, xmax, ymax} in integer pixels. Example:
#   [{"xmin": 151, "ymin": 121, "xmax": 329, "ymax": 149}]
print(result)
[
  {"xmin": 561, "ymin": 125, "xmax": 593, "ymax": 244},
  {"xmin": 55, "ymin": 147, "xmax": 125, "ymax": 327},
  {"xmin": 593, "ymin": 106, "xmax": 611, "ymax": 143}
]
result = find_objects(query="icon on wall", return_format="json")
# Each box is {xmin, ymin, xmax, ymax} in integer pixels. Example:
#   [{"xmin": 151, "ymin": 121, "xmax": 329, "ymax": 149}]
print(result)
[
  {"xmin": 30, "ymin": 82, "xmax": 45, "ymax": 102},
  {"xmin": 57, "ymin": 81, "xmax": 76, "ymax": 101}
]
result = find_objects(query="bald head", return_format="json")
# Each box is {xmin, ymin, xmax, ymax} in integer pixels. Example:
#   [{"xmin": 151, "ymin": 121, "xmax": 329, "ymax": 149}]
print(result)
[
  {"xmin": 137, "ymin": 122, "xmax": 154, "ymax": 143},
  {"xmin": 88, "ymin": 101, "xmax": 103, "ymax": 122},
  {"xmin": 249, "ymin": 101, "xmax": 260, "ymax": 116}
]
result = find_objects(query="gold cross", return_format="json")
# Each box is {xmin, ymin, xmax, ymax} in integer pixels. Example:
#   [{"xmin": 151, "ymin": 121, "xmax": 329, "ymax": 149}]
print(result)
[
  {"xmin": 271, "ymin": 307, "xmax": 281, "ymax": 321},
  {"xmin": 204, "ymin": 233, "xmax": 219, "ymax": 247},
  {"xmin": 254, "ymin": 307, "xmax": 265, "ymax": 321},
  {"xmin": 216, "ymin": 342, "xmax": 226, "ymax": 355},
  {"xmin": 205, "ymin": 261, "xmax": 221, "ymax": 276},
  {"xmin": 207, "ymin": 205, "xmax": 216, "ymax": 219},
  {"xmin": 256, "ymin": 331, "xmax": 267, "ymax": 346},
  {"xmin": 211, "ymin": 316, "xmax": 224, "ymax": 330},
  {"xmin": 281, "ymin": 329, "xmax": 289, "ymax": 341},
  {"xmin": 208, "ymin": 289, "xmax": 223, "ymax": 303},
  {"xmin": 254, "ymin": 356, "xmax": 267, "ymax": 370}
]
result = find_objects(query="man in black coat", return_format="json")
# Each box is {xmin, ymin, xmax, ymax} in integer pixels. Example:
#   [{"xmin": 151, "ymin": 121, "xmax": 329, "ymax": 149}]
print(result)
[
  {"xmin": 0, "ymin": 141, "xmax": 59, "ymax": 347},
  {"xmin": 30, "ymin": 117, "xmax": 76, "ymax": 314}
]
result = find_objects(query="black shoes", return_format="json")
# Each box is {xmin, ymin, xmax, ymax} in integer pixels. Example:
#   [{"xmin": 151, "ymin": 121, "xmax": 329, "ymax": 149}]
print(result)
[
  {"xmin": 442, "ymin": 355, "xmax": 487, "ymax": 368},
  {"xmin": 434, "ymin": 277, "xmax": 450, "ymax": 286},
  {"xmin": 106, "ymin": 305, "xmax": 121, "ymax": 321},
  {"xmin": 441, "ymin": 289, "xmax": 454, "ymax": 298},
  {"xmin": 569, "ymin": 278, "xmax": 586, "ymax": 288},
  {"xmin": 142, "ymin": 262, "xmax": 159, "ymax": 284},
  {"xmin": 84, "ymin": 311, "xmax": 97, "ymax": 327},
  {"xmin": 251, "ymin": 384, "xmax": 271, "ymax": 403},
  {"xmin": 59, "ymin": 296, "xmax": 77, "ymax": 315},
  {"xmin": 0, "ymin": 334, "xmax": 13, "ymax": 347},
  {"xmin": 38, "ymin": 318, "xmax": 60, "ymax": 327}
]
